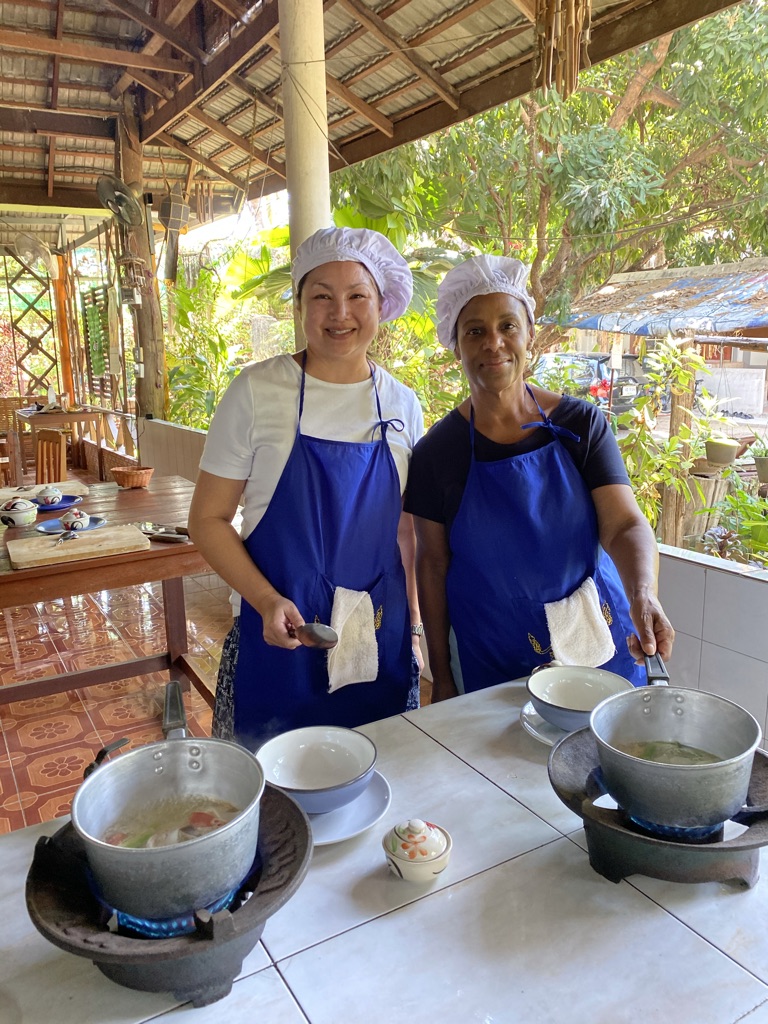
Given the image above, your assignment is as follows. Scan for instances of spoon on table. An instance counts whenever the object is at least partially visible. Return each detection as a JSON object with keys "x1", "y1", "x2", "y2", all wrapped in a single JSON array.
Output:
[{"x1": 289, "y1": 623, "x2": 339, "y2": 650}]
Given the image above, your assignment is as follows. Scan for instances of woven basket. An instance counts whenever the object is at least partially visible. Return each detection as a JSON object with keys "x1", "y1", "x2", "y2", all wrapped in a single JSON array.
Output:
[{"x1": 110, "y1": 465, "x2": 155, "y2": 489}]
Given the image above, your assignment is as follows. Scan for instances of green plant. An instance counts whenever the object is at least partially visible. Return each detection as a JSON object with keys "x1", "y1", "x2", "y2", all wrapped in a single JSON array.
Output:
[
  {"x1": 614, "y1": 338, "x2": 705, "y2": 530},
  {"x1": 749, "y1": 434, "x2": 768, "y2": 458},
  {"x1": 166, "y1": 265, "x2": 249, "y2": 429},
  {"x1": 700, "y1": 481, "x2": 768, "y2": 566}
]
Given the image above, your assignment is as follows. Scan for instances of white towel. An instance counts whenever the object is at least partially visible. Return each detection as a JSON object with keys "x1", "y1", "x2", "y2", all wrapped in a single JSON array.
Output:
[
  {"x1": 327, "y1": 587, "x2": 379, "y2": 693},
  {"x1": 544, "y1": 577, "x2": 616, "y2": 667}
]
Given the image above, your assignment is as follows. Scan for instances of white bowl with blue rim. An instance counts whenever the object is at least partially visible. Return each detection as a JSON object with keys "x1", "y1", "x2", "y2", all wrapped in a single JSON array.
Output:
[
  {"x1": 256, "y1": 726, "x2": 377, "y2": 814},
  {"x1": 526, "y1": 664, "x2": 634, "y2": 732}
]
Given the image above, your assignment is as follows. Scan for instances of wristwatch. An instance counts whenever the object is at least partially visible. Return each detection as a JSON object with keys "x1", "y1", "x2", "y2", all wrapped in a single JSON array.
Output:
[{"x1": 411, "y1": 623, "x2": 424, "y2": 636}]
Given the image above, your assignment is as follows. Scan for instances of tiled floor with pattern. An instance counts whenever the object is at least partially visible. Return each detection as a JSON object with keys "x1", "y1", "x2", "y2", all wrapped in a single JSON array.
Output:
[{"x1": 0, "y1": 573, "x2": 232, "y2": 834}]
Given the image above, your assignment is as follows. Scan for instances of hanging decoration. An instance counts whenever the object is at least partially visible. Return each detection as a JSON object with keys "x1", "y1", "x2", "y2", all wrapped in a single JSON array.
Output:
[{"x1": 534, "y1": 0, "x2": 592, "y2": 99}]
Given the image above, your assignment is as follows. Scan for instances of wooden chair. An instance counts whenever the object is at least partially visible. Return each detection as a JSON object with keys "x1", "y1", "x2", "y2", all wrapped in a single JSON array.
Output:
[
  {"x1": 35, "y1": 428, "x2": 68, "y2": 485},
  {"x1": 0, "y1": 429, "x2": 24, "y2": 487}
]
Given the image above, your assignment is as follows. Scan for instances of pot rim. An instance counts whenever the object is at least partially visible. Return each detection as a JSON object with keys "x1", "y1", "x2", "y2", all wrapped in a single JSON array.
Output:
[
  {"x1": 70, "y1": 735, "x2": 265, "y2": 853},
  {"x1": 589, "y1": 685, "x2": 763, "y2": 768}
]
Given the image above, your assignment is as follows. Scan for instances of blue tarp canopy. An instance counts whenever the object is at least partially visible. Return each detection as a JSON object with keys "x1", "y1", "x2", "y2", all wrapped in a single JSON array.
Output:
[{"x1": 560, "y1": 258, "x2": 768, "y2": 336}]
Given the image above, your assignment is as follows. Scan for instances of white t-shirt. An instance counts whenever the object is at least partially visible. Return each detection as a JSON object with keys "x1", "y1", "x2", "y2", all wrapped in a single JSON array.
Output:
[{"x1": 199, "y1": 353, "x2": 424, "y2": 610}]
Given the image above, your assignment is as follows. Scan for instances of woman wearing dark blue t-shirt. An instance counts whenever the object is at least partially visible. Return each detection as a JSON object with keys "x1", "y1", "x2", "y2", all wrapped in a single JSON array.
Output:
[{"x1": 404, "y1": 255, "x2": 674, "y2": 702}]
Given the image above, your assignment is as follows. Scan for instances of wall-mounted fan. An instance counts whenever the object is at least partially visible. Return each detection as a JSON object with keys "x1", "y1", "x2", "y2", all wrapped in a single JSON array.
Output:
[
  {"x1": 14, "y1": 233, "x2": 59, "y2": 279},
  {"x1": 96, "y1": 174, "x2": 145, "y2": 228}
]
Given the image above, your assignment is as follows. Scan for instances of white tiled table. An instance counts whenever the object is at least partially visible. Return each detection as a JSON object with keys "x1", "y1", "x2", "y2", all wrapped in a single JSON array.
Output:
[{"x1": 3, "y1": 681, "x2": 768, "y2": 1023}]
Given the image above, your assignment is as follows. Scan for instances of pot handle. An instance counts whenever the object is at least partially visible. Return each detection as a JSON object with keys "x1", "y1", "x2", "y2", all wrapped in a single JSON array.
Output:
[
  {"x1": 163, "y1": 679, "x2": 188, "y2": 739},
  {"x1": 733, "y1": 803, "x2": 768, "y2": 826},
  {"x1": 644, "y1": 652, "x2": 669, "y2": 686},
  {"x1": 83, "y1": 737, "x2": 130, "y2": 778}
]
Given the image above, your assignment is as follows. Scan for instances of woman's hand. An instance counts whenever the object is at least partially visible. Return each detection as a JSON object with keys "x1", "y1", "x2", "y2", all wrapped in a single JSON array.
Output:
[
  {"x1": 258, "y1": 593, "x2": 304, "y2": 649},
  {"x1": 430, "y1": 667, "x2": 459, "y2": 704},
  {"x1": 627, "y1": 591, "x2": 675, "y2": 663},
  {"x1": 412, "y1": 633, "x2": 425, "y2": 674}
]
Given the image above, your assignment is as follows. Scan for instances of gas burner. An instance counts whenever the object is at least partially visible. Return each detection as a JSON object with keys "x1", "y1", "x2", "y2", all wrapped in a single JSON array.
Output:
[
  {"x1": 25, "y1": 785, "x2": 312, "y2": 1007},
  {"x1": 548, "y1": 729, "x2": 768, "y2": 889},
  {"x1": 624, "y1": 815, "x2": 723, "y2": 845}
]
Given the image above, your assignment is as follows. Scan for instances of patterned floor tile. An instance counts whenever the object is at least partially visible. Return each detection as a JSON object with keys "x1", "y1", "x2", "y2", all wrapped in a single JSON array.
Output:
[{"x1": 0, "y1": 575, "x2": 231, "y2": 832}]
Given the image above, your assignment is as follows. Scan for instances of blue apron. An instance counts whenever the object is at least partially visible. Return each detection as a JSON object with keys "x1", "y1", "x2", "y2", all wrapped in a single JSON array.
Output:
[
  {"x1": 232, "y1": 358, "x2": 414, "y2": 748},
  {"x1": 446, "y1": 387, "x2": 643, "y2": 691}
]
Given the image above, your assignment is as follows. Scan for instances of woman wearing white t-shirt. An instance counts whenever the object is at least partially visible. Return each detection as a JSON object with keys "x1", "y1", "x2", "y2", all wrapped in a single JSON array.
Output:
[{"x1": 189, "y1": 228, "x2": 424, "y2": 748}]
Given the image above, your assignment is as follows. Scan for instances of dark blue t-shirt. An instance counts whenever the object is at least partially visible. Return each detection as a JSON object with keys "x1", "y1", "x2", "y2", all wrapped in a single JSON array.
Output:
[{"x1": 404, "y1": 395, "x2": 630, "y2": 532}]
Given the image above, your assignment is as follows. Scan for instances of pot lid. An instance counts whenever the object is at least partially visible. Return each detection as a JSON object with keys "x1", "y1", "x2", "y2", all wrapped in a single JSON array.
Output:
[{"x1": 384, "y1": 818, "x2": 447, "y2": 861}]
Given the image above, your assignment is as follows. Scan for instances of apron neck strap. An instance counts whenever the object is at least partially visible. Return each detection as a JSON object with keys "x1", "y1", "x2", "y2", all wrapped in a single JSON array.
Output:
[
  {"x1": 469, "y1": 383, "x2": 581, "y2": 454},
  {"x1": 298, "y1": 353, "x2": 401, "y2": 439},
  {"x1": 520, "y1": 383, "x2": 581, "y2": 442}
]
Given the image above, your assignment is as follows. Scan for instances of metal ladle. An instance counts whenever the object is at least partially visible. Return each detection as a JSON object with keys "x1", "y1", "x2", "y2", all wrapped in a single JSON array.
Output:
[{"x1": 290, "y1": 623, "x2": 338, "y2": 649}]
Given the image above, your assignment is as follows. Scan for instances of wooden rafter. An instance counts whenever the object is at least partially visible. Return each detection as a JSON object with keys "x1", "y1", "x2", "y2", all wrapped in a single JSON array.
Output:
[
  {"x1": 100, "y1": 0, "x2": 208, "y2": 64},
  {"x1": 140, "y1": 3, "x2": 280, "y2": 142},
  {"x1": 188, "y1": 107, "x2": 287, "y2": 178},
  {"x1": 208, "y1": 0, "x2": 251, "y2": 23},
  {"x1": 111, "y1": 0, "x2": 199, "y2": 99},
  {"x1": 0, "y1": 28, "x2": 192, "y2": 75},
  {"x1": 0, "y1": 108, "x2": 115, "y2": 140},
  {"x1": 154, "y1": 131, "x2": 248, "y2": 191},
  {"x1": 47, "y1": 0, "x2": 66, "y2": 199},
  {"x1": 336, "y1": 0, "x2": 461, "y2": 110},
  {"x1": 227, "y1": 73, "x2": 283, "y2": 118}
]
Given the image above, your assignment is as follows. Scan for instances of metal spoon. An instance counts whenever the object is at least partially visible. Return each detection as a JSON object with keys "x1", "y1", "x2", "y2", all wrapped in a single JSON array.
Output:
[
  {"x1": 289, "y1": 623, "x2": 338, "y2": 649},
  {"x1": 55, "y1": 531, "x2": 79, "y2": 546}
]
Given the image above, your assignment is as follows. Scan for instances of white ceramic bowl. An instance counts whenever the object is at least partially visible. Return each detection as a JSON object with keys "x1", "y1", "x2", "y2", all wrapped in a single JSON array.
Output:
[
  {"x1": 382, "y1": 819, "x2": 453, "y2": 883},
  {"x1": 256, "y1": 726, "x2": 377, "y2": 814},
  {"x1": 37, "y1": 486, "x2": 63, "y2": 506},
  {"x1": 0, "y1": 497, "x2": 37, "y2": 527},
  {"x1": 526, "y1": 665, "x2": 634, "y2": 732},
  {"x1": 61, "y1": 508, "x2": 90, "y2": 531}
]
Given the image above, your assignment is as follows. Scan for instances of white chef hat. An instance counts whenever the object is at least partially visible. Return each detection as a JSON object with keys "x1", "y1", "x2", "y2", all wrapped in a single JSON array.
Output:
[
  {"x1": 292, "y1": 227, "x2": 413, "y2": 322},
  {"x1": 436, "y1": 255, "x2": 536, "y2": 350}
]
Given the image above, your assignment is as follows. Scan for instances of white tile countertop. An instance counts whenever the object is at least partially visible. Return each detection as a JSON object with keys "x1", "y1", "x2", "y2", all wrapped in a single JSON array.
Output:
[{"x1": 3, "y1": 681, "x2": 768, "y2": 1023}]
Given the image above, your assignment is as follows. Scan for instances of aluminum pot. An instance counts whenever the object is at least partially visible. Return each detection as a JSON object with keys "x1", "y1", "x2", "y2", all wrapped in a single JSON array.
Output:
[
  {"x1": 590, "y1": 683, "x2": 762, "y2": 828},
  {"x1": 71, "y1": 684, "x2": 265, "y2": 920}
]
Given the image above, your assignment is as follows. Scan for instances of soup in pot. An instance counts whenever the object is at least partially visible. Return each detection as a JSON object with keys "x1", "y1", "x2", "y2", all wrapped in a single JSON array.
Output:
[
  {"x1": 103, "y1": 795, "x2": 241, "y2": 848},
  {"x1": 615, "y1": 739, "x2": 722, "y2": 766}
]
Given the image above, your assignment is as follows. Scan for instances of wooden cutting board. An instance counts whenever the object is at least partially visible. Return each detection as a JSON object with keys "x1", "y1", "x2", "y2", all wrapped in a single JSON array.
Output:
[
  {"x1": 7, "y1": 525, "x2": 150, "y2": 569},
  {"x1": 0, "y1": 481, "x2": 90, "y2": 502}
]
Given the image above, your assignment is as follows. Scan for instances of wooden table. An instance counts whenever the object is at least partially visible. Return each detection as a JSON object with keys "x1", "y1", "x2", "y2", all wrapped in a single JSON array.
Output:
[
  {"x1": 0, "y1": 475, "x2": 214, "y2": 706},
  {"x1": 15, "y1": 406, "x2": 103, "y2": 473}
]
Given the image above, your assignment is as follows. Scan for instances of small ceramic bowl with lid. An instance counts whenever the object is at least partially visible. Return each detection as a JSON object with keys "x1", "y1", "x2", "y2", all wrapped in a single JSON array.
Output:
[
  {"x1": 382, "y1": 818, "x2": 452, "y2": 883},
  {"x1": 0, "y1": 497, "x2": 37, "y2": 527},
  {"x1": 36, "y1": 485, "x2": 63, "y2": 506},
  {"x1": 61, "y1": 508, "x2": 90, "y2": 531}
]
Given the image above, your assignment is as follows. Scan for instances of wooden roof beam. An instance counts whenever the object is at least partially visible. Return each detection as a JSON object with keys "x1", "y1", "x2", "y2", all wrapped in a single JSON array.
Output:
[
  {"x1": 111, "y1": 0, "x2": 199, "y2": 98},
  {"x1": 0, "y1": 28, "x2": 192, "y2": 75},
  {"x1": 189, "y1": 107, "x2": 287, "y2": 178},
  {"x1": 101, "y1": 0, "x2": 209, "y2": 64},
  {"x1": 336, "y1": 0, "x2": 460, "y2": 110},
  {"x1": 154, "y1": 132, "x2": 248, "y2": 191},
  {"x1": 208, "y1": 0, "x2": 251, "y2": 24},
  {"x1": 140, "y1": 3, "x2": 280, "y2": 141},
  {"x1": 227, "y1": 72, "x2": 283, "y2": 118},
  {"x1": 0, "y1": 107, "x2": 115, "y2": 140},
  {"x1": 268, "y1": 33, "x2": 393, "y2": 137}
]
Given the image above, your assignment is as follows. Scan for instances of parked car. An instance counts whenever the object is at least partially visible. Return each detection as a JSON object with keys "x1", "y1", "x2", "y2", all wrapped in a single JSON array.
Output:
[{"x1": 532, "y1": 352, "x2": 645, "y2": 415}]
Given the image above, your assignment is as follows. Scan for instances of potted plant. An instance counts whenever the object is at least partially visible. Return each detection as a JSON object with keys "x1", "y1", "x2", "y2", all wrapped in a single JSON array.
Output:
[{"x1": 750, "y1": 435, "x2": 768, "y2": 484}]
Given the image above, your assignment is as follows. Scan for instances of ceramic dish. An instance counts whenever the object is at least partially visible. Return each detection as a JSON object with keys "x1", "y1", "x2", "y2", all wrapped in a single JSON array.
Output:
[
  {"x1": 519, "y1": 701, "x2": 568, "y2": 747},
  {"x1": 32, "y1": 495, "x2": 83, "y2": 513},
  {"x1": 35, "y1": 515, "x2": 107, "y2": 535},
  {"x1": 308, "y1": 770, "x2": 391, "y2": 846}
]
